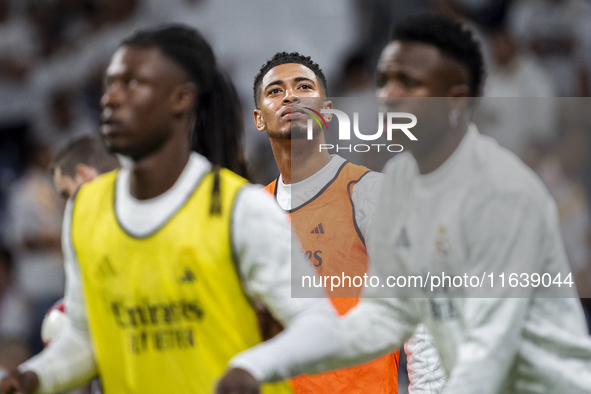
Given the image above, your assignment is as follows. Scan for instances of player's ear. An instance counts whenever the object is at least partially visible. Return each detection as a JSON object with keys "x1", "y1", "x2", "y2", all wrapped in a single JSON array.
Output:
[
  {"x1": 447, "y1": 84, "x2": 470, "y2": 112},
  {"x1": 254, "y1": 108, "x2": 266, "y2": 132},
  {"x1": 448, "y1": 84, "x2": 470, "y2": 97},
  {"x1": 322, "y1": 100, "x2": 333, "y2": 122},
  {"x1": 75, "y1": 164, "x2": 99, "y2": 183},
  {"x1": 449, "y1": 84, "x2": 469, "y2": 100},
  {"x1": 171, "y1": 82, "x2": 198, "y2": 115}
]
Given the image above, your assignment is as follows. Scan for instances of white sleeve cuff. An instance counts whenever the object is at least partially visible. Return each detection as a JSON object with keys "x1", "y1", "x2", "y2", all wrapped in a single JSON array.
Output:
[
  {"x1": 228, "y1": 299, "x2": 342, "y2": 382},
  {"x1": 19, "y1": 321, "x2": 97, "y2": 394}
]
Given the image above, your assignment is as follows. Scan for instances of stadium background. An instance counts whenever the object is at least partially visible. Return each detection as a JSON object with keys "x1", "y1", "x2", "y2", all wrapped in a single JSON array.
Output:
[{"x1": 0, "y1": 0, "x2": 590, "y2": 393}]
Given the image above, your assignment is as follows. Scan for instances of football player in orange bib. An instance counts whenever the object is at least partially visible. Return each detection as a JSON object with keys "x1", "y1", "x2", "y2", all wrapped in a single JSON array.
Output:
[{"x1": 251, "y1": 52, "x2": 399, "y2": 394}]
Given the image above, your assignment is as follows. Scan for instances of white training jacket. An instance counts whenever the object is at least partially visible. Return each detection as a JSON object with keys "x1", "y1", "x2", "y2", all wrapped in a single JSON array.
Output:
[
  {"x1": 273, "y1": 154, "x2": 446, "y2": 393},
  {"x1": 231, "y1": 126, "x2": 591, "y2": 394}
]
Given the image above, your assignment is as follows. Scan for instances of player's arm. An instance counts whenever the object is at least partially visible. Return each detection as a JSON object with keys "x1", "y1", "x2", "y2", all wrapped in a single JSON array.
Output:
[
  {"x1": 0, "y1": 200, "x2": 98, "y2": 394},
  {"x1": 405, "y1": 325, "x2": 447, "y2": 394},
  {"x1": 221, "y1": 185, "x2": 343, "y2": 384},
  {"x1": 350, "y1": 170, "x2": 383, "y2": 245},
  {"x1": 330, "y1": 178, "x2": 422, "y2": 371},
  {"x1": 323, "y1": 297, "x2": 418, "y2": 371},
  {"x1": 353, "y1": 172, "x2": 446, "y2": 394},
  {"x1": 441, "y1": 192, "x2": 551, "y2": 394},
  {"x1": 218, "y1": 186, "x2": 417, "y2": 390}
]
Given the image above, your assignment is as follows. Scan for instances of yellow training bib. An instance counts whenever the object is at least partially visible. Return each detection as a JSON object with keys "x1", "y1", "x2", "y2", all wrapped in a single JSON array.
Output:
[{"x1": 72, "y1": 168, "x2": 292, "y2": 394}]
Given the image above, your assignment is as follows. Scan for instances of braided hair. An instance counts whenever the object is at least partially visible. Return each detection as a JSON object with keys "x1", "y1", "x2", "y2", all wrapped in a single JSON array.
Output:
[{"x1": 121, "y1": 25, "x2": 248, "y2": 180}]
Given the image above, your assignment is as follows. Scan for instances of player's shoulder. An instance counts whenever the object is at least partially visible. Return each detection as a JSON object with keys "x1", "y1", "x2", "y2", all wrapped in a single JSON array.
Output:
[
  {"x1": 382, "y1": 152, "x2": 415, "y2": 181},
  {"x1": 349, "y1": 169, "x2": 383, "y2": 197},
  {"x1": 74, "y1": 169, "x2": 118, "y2": 201},
  {"x1": 343, "y1": 161, "x2": 382, "y2": 183},
  {"x1": 70, "y1": 170, "x2": 119, "y2": 225},
  {"x1": 235, "y1": 184, "x2": 280, "y2": 213},
  {"x1": 232, "y1": 183, "x2": 287, "y2": 226},
  {"x1": 218, "y1": 166, "x2": 249, "y2": 186},
  {"x1": 263, "y1": 178, "x2": 278, "y2": 195},
  {"x1": 468, "y1": 132, "x2": 552, "y2": 209},
  {"x1": 341, "y1": 160, "x2": 371, "y2": 175},
  {"x1": 331, "y1": 157, "x2": 383, "y2": 195}
]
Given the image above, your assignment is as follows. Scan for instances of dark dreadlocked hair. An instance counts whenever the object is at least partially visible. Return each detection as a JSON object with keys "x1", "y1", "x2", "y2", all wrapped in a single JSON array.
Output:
[
  {"x1": 253, "y1": 51, "x2": 327, "y2": 108},
  {"x1": 391, "y1": 14, "x2": 485, "y2": 97},
  {"x1": 121, "y1": 25, "x2": 248, "y2": 180}
]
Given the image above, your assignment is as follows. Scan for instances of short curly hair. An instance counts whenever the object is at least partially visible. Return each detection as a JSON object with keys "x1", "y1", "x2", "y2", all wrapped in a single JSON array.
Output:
[
  {"x1": 253, "y1": 52, "x2": 327, "y2": 108},
  {"x1": 390, "y1": 14, "x2": 485, "y2": 97}
]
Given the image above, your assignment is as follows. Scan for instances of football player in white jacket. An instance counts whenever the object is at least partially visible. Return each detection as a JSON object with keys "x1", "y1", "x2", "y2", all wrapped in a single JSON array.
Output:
[{"x1": 218, "y1": 14, "x2": 591, "y2": 394}]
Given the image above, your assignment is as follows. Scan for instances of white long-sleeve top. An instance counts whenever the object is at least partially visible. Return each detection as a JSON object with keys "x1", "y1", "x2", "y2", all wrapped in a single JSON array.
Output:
[
  {"x1": 271, "y1": 154, "x2": 446, "y2": 393},
  {"x1": 19, "y1": 153, "x2": 341, "y2": 394},
  {"x1": 231, "y1": 126, "x2": 591, "y2": 393}
]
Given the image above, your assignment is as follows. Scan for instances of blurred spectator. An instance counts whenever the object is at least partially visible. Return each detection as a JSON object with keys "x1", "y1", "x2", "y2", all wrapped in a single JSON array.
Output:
[
  {"x1": 21, "y1": 0, "x2": 200, "y2": 141},
  {"x1": 4, "y1": 143, "x2": 64, "y2": 355},
  {"x1": 536, "y1": 128, "x2": 591, "y2": 330},
  {"x1": 332, "y1": 50, "x2": 374, "y2": 97},
  {"x1": 477, "y1": 24, "x2": 558, "y2": 158},
  {"x1": 0, "y1": 0, "x2": 37, "y2": 193},
  {"x1": 0, "y1": 0, "x2": 37, "y2": 128},
  {"x1": 246, "y1": 138, "x2": 279, "y2": 186},
  {"x1": 0, "y1": 130, "x2": 27, "y2": 239},
  {"x1": 49, "y1": 134, "x2": 120, "y2": 200},
  {"x1": 432, "y1": 0, "x2": 510, "y2": 29},
  {"x1": 485, "y1": 25, "x2": 556, "y2": 98},
  {"x1": 33, "y1": 89, "x2": 95, "y2": 152},
  {"x1": 0, "y1": 246, "x2": 31, "y2": 371},
  {"x1": 509, "y1": 0, "x2": 591, "y2": 97},
  {"x1": 26, "y1": 0, "x2": 93, "y2": 59},
  {"x1": 353, "y1": 0, "x2": 429, "y2": 70}
]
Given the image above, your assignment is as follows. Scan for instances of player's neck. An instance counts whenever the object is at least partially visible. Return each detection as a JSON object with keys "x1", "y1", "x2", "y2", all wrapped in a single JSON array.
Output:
[
  {"x1": 128, "y1": 135, "x2": 191, "y2": 200},
  {"x1": 414, "y1": 123, "x2": 468, "y2": 175},
  {"x1": 270, "y1": 138, "x2": 331, "y2": 184}
]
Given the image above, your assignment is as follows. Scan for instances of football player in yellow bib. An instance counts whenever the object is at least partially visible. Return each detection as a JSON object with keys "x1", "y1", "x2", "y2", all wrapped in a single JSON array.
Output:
[{"x1": 0, "y1": 26, "x2": 340, "y2": 394}]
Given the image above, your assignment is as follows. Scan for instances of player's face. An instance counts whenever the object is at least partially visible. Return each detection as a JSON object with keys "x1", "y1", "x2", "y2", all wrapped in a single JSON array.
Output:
[
  {"x1": 101, "y1": 46, "x2": 187, "y2": 160},
  {"x1": 254, "y1": 63, "x2": 328, "y2": 140},
  {"x1": 376, "y1": 41, "x2": 466, "y2": 98},
  {"x1": 53, "y1": 167, "x2": 79, "y2": 200},
  {"x1": 376, "y1": 41, "x2": 469, "y2": 159}
]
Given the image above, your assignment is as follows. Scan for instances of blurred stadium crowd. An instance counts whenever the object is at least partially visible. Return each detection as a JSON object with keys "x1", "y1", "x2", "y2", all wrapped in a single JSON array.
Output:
[{"x1": 0, "y1": 0, "x2": 590, "y2": 388}]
